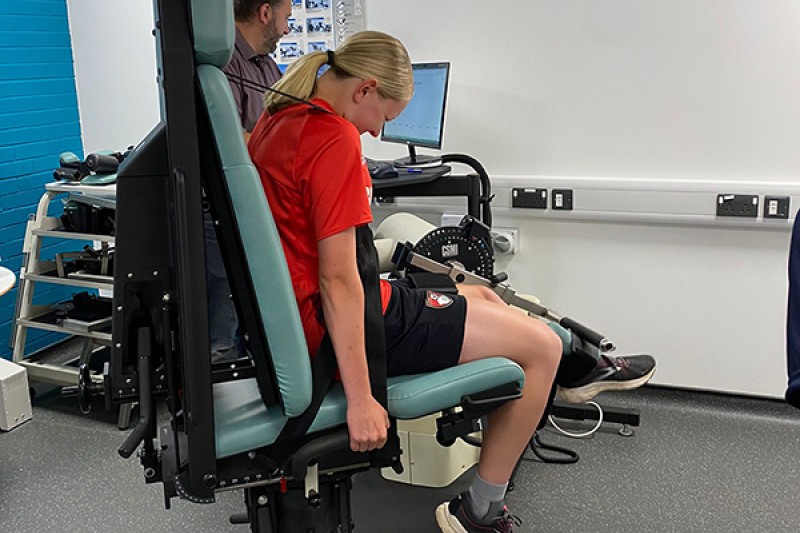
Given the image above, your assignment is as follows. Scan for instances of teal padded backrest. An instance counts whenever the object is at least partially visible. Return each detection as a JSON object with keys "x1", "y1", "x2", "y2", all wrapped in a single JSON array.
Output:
[
  {"x1": 195, "y1": 67, "x2": 313, "y2": 416},
  {"x1": 191, "y1": 0, "x2": 235, "y2": 67}
]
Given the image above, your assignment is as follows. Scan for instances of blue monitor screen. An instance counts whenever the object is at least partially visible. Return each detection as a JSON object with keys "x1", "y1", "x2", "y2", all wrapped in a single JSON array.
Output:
[{"x1": 381, "y1": 62, "x2": 450, "y2": 149}]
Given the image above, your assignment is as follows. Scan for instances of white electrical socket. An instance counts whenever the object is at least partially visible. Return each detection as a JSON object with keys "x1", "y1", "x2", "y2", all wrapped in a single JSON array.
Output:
[{"x1": 491, "y1": 227, "x2": 519, "y2": 255}]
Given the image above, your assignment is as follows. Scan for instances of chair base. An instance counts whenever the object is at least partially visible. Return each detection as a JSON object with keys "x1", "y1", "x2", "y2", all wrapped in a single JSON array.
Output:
[
  {"x1": 381, "y1": 415, "x2": 479, "y2": 488},
  {"x1": 245, "y1": 473, "x2": 354, "y2": 533}
]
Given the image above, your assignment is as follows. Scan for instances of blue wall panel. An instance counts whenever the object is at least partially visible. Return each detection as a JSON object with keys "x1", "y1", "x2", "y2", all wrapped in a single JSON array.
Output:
[{"x1": 0, "y1": 0, "x2": 83, "y2": 360}]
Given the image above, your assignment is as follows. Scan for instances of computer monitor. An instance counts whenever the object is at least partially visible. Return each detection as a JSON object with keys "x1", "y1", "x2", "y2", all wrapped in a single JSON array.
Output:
[{"x1": 381, "y1": 62, "x2": 450, "y2": 167}]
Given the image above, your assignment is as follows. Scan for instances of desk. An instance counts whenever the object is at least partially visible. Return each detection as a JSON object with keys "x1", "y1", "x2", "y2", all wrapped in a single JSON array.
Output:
[
  {"x1": 373, "y1": 167, "x2": 483, "y2": 220},
  {"x1": 0, "y1": 266, "x2": 15, "y2": 296}
]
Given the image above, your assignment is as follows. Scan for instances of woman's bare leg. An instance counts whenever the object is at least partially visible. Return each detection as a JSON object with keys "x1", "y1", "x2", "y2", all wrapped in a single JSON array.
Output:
[{"x1": 457, "y1": 285, "x2": 561, "y2": 484}]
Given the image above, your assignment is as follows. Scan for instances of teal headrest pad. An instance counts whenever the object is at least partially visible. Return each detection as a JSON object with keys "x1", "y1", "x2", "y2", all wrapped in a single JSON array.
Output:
[{"x1": 191, "y1": 0, "x2": 235, "y2": 67}]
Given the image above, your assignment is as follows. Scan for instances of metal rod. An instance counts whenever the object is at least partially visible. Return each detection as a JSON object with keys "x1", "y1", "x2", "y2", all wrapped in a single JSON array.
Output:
[{"x1": 396, "y1": 245, "x2": 615, "y2": 353}]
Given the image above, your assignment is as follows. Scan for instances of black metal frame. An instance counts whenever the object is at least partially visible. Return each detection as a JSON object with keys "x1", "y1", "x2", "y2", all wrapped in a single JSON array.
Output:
[
  {"x1": 375, "y1": 173, "x2": 482, "y2": 220},
  {"x1": 111, "y1": 0, "x2": 218, "y2": 502}
]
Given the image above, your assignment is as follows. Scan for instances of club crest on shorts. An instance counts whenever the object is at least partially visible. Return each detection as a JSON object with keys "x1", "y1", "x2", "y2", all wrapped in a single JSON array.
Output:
[{"x1": 425, "y1": 291, "x2": 453, "y2": 309}]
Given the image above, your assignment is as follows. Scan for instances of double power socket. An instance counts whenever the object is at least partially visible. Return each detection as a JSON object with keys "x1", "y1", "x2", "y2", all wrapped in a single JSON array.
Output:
[{"x1": 716, "y1": 194, "x2": 790, "y2": 219}]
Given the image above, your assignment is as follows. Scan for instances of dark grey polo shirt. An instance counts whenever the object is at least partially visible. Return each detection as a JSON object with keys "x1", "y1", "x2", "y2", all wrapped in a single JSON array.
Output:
[{"x1": 223, "y1": 28, "x2": 282, "y2": 132}]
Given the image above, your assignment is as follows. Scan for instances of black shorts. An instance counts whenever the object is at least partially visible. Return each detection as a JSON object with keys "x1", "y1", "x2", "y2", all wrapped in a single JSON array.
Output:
[{"x1": 383, "y1": 283, "x2": 467, "y2": 377}]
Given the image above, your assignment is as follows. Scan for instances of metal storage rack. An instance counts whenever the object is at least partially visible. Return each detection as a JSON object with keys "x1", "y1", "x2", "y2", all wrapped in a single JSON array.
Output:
[{"x1": 11, "y1": 182, "x2": 115, "y2": 390}]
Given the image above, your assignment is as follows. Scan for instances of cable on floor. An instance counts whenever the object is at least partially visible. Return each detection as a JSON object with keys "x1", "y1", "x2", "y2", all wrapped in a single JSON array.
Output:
[
  {"x1": 548, "y1": 400, "x2": 604, "y2": 438},
  {"x1": 528, "y1": 433, "x2": 579, "y2": 464}
]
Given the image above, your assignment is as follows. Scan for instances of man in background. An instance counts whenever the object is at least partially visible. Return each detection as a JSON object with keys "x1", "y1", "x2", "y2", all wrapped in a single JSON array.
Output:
[
  {"x1": 225, "y1": 0, "x2": 290, "y2": 141},
  {"x1": 206, "y1": 0, "x2": 291, "y2": 363}
]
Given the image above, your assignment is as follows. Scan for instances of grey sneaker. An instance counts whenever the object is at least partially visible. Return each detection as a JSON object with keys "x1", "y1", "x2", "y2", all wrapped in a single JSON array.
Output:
[{"x1": 435, "y1": 492, "x2": 522, "y2": 533}]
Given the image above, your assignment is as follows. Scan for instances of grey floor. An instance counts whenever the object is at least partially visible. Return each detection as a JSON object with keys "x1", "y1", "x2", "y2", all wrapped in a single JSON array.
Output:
[{"x1": 1, "y1": 360, "x2": 799, "y2": 533}]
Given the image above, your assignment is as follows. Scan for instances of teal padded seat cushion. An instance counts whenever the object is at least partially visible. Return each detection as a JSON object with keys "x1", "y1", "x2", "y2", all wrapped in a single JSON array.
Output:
[
  {"x1": 214, "y1": 358, "x2": 524, "y2": 459},
  {"x1": 385, "y1": 357, "x2": 524, "y2": 419},
  {"x1": 197, "y1": 64, "x2": 313, "y2": 417},
  {"x1": 214, "y1": 379, "x2": 348, "y2": 460},
  {"x1": 191, "y1": 0, "x2": 235, "y2": 67}
]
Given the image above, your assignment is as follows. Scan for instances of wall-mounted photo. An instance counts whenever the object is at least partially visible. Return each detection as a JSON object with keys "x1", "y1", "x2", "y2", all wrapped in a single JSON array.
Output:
[
  {"x1": 307, "y1": 16, "x2": 332, "y2": 34},
  {"x1": 288, "y1": 17, "x2": 304, "y2": 35},
  {"x1": 306, "y1": 0, "x2": 330, "y2": 10},
  {"x1": 308, "y1": 41, "x2": 330, "y2": 53},
  {"x1": 279, "y1": 41, "x2": 304, "y2": 60}
]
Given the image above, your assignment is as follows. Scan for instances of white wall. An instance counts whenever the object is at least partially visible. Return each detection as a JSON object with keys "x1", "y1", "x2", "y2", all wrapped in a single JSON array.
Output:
[
  {"x1": 363, "y1": 0, "x2": 800, "y2": 181},
  {"x1": 66, "y1": 0, "x2": 160, "y2": 154},
  {"x1": 375, "y1": 199, "x2": 791, "y2": 398},
  {"x1": 66, "y1": 1, "x2": 797, "y2": 397}
]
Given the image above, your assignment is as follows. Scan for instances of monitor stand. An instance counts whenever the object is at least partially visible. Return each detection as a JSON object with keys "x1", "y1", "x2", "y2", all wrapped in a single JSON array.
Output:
[{"x1": 393, "y1": 144, "x2": 443, "y2": 168}]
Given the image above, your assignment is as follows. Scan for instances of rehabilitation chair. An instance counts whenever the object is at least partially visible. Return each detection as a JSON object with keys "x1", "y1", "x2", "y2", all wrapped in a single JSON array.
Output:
[{"x1": 106, "y1": 1, "x2": 525, "y2": 531}]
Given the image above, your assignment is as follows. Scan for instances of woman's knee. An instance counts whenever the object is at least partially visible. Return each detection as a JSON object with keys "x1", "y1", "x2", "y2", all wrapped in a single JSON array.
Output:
[
  {"x1": 545, "y1": 326, "x2": 563, "y2": 365},
  {"x1": 459, "y1": 295, "x2": 560, "y2": 371},
  {"x1": 528, "y1": 322, "x2": 562, "y2": 373}
]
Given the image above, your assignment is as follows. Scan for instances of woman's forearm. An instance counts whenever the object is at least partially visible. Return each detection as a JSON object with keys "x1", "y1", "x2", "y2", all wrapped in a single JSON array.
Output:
[
  {"x1": 320, "y1": 275, "x2": 372, "y2": 401},
  {"x1": 318, "y1": 229, "x2": 372, "y2": 403}
]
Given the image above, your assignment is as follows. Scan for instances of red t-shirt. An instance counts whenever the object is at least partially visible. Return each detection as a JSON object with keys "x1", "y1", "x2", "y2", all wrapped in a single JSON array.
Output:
[{"x1": 249, "y1": 98, "x2": 392, "y2": 357}]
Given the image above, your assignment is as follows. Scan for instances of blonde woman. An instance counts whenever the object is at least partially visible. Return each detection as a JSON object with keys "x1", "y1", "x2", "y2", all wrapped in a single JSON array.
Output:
[{"x1": 249, "y1": 31, "x2": 560, "y2": 532}]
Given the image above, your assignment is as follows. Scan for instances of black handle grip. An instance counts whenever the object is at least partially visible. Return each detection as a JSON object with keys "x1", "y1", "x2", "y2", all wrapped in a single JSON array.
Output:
[
  {"x1": 118, "y1": 328, "x2": 153, "y2": 459},
  {"x1": 559, "y1": 317, "x2": 613, "y2": 352},
  {"x1": 85, "y1": 153, "x2": 120, "y2": 174}
]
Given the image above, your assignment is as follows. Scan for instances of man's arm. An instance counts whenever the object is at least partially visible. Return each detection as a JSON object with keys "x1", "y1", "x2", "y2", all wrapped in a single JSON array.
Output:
[
  {"x1": 225, "y1": 69, "x2": 252, "y2": 143},
  {"x1": 223, "y1": 59, "x2": 248, "y2": 133},
  {"x1": 318, "y1": 228, "x2": 389, "y2": 452}
]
